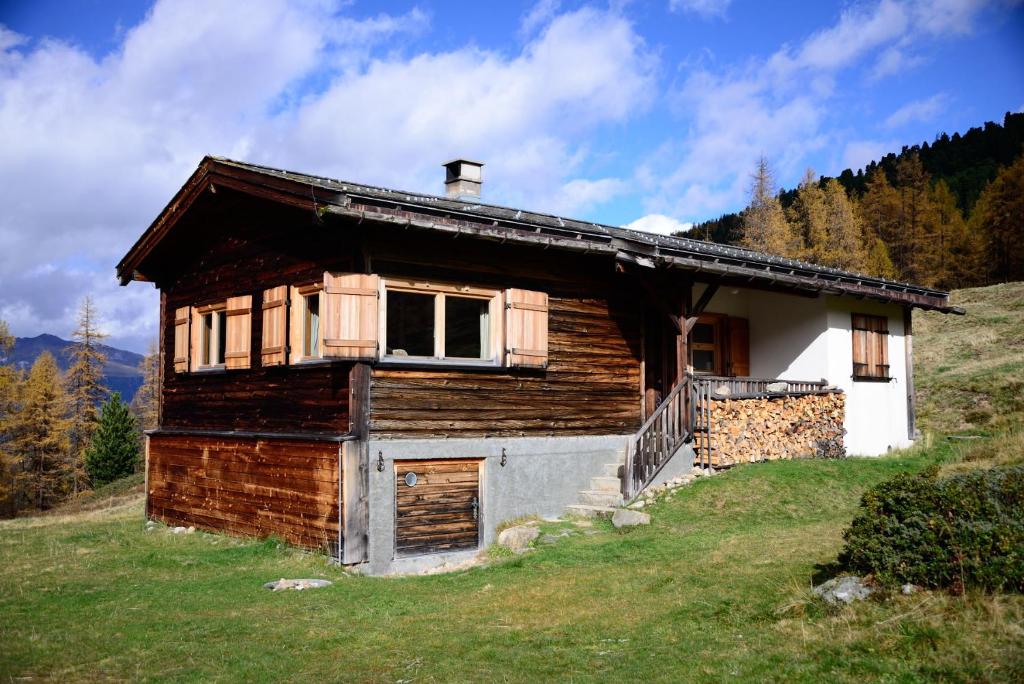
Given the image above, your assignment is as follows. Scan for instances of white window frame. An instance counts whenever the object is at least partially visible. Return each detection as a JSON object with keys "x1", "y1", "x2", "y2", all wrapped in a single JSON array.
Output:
[
  {"x1": 289, "y1": 283, "x2": 325, "y2": 365},
  {"x1": 378, "y1": 278, "x2": 504, "y2": 366},
  {"x1": 195, "y1": 303, "x2": 227, "y2": 370}
]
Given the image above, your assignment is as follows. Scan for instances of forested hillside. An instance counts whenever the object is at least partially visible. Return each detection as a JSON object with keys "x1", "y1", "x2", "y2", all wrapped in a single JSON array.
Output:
[
  {"x1": 5, "y1": 334, "x2": 144, "y2": 400},
  {"x1": 687, "y1": 112, "x2": 1024, "y2": 289}
]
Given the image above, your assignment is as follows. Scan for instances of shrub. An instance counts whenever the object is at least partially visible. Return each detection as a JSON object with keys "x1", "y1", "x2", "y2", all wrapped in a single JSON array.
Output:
[
  {"x1": 837, "y1": 464, "x2": 1024, "y2": 592},
  {"x1": 84, "y1": 393, "x2": 139, "y2": 486}
]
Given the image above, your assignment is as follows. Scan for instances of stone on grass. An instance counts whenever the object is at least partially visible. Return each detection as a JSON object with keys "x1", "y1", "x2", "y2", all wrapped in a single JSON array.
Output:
[
  {"x1": 901, "y1": 583, "x2": 919, "y2": 595},
  {"x1": 630, "y1": 500, "x2": 646, "y2": 509},
  {"x1": 812, "y1": 575, "x2": 874, "y2": 605},
  {"x1": 263, "y1": 578, "x2": 332, "y2": 591},
  {"x1": 497, "y1": 525, "x2": 539, "y2": 553},
  {"x1": 612, "y1": 509, "x2": 651, "y2": 528}
]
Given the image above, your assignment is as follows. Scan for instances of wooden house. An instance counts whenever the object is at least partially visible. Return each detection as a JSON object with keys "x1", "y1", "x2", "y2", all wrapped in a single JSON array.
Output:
[{"x1": 117, "y1": 157, "x2": 962, "y2": 574}]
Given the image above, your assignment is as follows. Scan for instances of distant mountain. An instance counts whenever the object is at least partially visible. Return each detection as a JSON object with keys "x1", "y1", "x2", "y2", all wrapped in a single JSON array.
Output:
[{"x1": 2, "y1": 334, "x2": 145, "y2": 401}]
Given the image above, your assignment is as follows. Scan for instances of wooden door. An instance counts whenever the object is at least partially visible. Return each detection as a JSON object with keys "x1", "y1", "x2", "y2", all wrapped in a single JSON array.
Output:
[{"x1": 395, "y1": 459, "x2": 481, "y2": 556}]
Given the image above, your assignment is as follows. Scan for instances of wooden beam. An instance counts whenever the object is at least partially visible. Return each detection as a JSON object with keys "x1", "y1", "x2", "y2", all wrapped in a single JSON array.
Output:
[
  {"x1": 691, "y1": 283, "x2": 720, "y2": 316},
  {"x1": 342, "y1": 362, "x2": 371, "y2": 564},
  {"x1": 676, "y1": 282, "x2": 692, "y2": 384},
  {"x1": 904, "y1": 306, "x2": 917, "y2": 441}
]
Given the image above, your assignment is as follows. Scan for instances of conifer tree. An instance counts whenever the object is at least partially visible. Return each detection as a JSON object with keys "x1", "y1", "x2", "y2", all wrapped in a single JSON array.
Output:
[
  {"x1": 928, "y1": 179, "x2": 977, "y2": 289},
  {"x1": 858, "y1": 168, "x2": 901, "y2": 265},
  {"x1": 85, "y1": 393, "x2": 139, "y2": 486},
  {"x1": 895, "y1": 153, "x2": 936, "y2": 285},
  {"x1": 863, "y1": 238, "x2": 898, "y2": 279},
  {"x1": 969, "y1": 153, "x2": 1024, "y2": 284},
  {"x1": 66, "y1": 297, "x2": 108, "y2": 493},
  {"x1": 130, "y1": 342, "x2": 160, "y2": 463},
  {"x1": 821, "y1": 179, "x2": 867, "y2": 272},
  {"x1": 13, "y1": 352, "x2": 70, "y2": 510},
  {"x1": 741, "y1": 157, "x2": 802, "y2": 258},
  {"x1": 789, "y1": 168, "x2": 828, "y2": 263},
  {"x1": 0, "y1": 320, "x2": 24, "y2": 515}
]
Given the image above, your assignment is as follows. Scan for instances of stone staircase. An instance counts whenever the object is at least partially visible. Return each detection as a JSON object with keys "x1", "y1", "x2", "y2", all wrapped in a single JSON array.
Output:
[{"x1": 565, "y1": 461, "x2": 623, "y2": 517}]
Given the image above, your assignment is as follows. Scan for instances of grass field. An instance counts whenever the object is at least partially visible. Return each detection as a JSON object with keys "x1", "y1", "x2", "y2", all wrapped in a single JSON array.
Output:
[{"x1": 2, "y1": 435, "x2": 1022, "y2": 683}]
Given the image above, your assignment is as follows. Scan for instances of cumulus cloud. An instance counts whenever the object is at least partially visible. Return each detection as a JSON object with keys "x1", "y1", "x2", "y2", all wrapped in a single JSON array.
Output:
[
  {"x1": 668, "y1": 0, "x2": 732, "y2": 19},
  {"x1": 0, "y1": 0, "x2": 656, "y2": 351},
  {"x1": 884, "y1": 93, "x2": 949, "y2": 128},
  {"x1": 625, "y1": 214, "x2": 693, "y2": 236}
]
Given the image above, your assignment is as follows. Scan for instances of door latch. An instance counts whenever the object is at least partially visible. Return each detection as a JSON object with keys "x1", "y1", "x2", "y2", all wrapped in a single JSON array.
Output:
[{"x1": 471, "y1": 497, "x2": 479, "y2": 521}]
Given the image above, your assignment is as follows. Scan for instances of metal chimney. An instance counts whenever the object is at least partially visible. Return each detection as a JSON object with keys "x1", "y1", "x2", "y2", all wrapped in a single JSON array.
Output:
[{"x1": 443, "y1": 158, "x2": 484, "y2": 199}]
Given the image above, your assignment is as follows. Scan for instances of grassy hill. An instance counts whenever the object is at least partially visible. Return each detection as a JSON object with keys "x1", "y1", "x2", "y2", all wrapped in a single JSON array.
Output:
[{"x1": 915, "y1": 282, "x2": 1024, "y2": 432}]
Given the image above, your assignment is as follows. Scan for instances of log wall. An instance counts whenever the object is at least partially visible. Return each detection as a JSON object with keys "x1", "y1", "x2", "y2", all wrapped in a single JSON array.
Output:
[
  {"x1": 147, "y1": 433, "x2": 340, "y2": 550},
  {"x1": 708, "y1": 392, "x2": 845, "y2": 466}
]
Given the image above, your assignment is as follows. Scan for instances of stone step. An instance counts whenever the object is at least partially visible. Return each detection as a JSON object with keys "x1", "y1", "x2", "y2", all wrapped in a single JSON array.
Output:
[
  {"x1": 590, "y1": 475, "x2": 622, "y2": 492},
  {"x1": 579, "y1": 489, "x2": 623, "y2": 507},
  {"x1": 601, "y1": 462, "x2": 624, "y2": 477},
  {"x1": 565, "y1": 504, "x2": 617, "y2": 518}
]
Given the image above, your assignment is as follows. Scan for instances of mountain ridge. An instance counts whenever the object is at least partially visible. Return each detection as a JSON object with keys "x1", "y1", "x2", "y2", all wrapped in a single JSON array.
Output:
[{"x1": 1, "y1": 334, "x2": 144, "y2": 401}]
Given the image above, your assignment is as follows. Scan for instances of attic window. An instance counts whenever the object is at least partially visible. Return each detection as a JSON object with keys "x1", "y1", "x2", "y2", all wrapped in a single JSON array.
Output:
[{"x1": 851, "y1": 313, "x2": 890, "y2": 381}]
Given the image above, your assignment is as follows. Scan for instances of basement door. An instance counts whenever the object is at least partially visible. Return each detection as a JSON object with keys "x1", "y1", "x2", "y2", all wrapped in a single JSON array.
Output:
[{"x1": 395, "y1": 459, "x2": 481, "y2": 557}]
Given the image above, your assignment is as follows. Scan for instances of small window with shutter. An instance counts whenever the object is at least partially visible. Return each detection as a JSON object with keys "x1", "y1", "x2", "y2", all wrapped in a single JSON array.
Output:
[
  {"x1": 261, "y1": 286, "x2": 288, "y2": 367},
  {"x1": 223, "y1": 295, "x2": 252, "y2": 370},
  {"x1": 172, "y1": 306, "x2": 191, "y2": 373},
  {"x1": 192, "y1": 304, "x2": 227, "y2": 370},
  {"x1": 289, "y1": 282, "x2": 326, "y2": 363},
  {"x1": 852, "y1": 313, "x2": 890, "y2": 381},
  {"x1": 505, "y1": 288, "x2": 548, "y2": 368}
]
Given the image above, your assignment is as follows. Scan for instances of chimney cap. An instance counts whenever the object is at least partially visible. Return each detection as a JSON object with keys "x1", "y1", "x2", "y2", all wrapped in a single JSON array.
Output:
[
  {"x1": 442, "y1": 157, "x2": 485, "y2": 168},
  {"x1": 443, "y1": 158, "x2": 484, "y2": 199}
]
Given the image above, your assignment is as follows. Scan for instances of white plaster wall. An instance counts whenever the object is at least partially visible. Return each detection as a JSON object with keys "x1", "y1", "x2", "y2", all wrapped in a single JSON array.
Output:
[{"x1": 698, "y1": 285, "x2": 912, "y2": 456}]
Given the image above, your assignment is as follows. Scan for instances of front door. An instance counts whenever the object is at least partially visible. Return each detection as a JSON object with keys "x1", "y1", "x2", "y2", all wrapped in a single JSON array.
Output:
[{"x1": 394, "y1": 459, "x2": 481, "y2": 556}]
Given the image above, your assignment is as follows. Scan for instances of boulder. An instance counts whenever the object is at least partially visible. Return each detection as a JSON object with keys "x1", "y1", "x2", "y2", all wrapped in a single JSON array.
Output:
[
  {"x1": 812, "y1": 575, "x2": 873, "y2": 605},
  {"x1": 612, "y1": 509, "x2": 651, "y2": 528},
  {"x1": 497, "y1": 525, "x2": 539, "y2": 552},
  {"x1": 263, "y1": 578, "x2": 332, "y2": 591},
  {"x1": 766, "y1": 381, "x2": 789, "y2": 392}
]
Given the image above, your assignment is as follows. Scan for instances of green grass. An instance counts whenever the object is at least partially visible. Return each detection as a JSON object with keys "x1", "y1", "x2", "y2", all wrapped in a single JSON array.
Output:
[
  {"x1": 916, "y1": 282, "x2": 1024, "y2": 432},
  {"x1": 3, "y1": 436, "x2": 1022, "y2": 683}
]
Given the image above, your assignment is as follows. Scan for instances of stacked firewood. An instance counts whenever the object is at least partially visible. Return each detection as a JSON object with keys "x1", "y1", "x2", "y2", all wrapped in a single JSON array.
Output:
[{"x1": 708, "y1": 392, "x2": 845, "y2": 466}]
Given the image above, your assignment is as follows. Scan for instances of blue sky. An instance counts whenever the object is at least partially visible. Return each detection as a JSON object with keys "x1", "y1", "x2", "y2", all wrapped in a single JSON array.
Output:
[{"x1": 1, "y1": 0, "x2": 1021, "y2": 352}]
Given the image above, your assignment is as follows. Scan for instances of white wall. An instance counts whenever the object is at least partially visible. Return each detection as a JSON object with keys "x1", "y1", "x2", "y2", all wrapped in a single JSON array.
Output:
[{"x1": 698, "y1": 284, "x2": 912, "y2": 456}]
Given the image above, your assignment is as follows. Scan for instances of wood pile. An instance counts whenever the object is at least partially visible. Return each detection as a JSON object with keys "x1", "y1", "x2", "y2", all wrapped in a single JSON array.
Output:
[{"x1": 708, "y1": 392, "x2": 845, "y2": 466}]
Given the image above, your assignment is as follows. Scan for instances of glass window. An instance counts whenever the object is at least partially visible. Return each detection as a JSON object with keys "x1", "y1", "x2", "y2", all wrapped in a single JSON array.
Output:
[
  {"x1": 692, "y1": 349, "x2": 716, "y2": 372},
  {"x1": 386, "y1": 290, "x2": 435, "y2": 357},
  {"x1": 445, "y1": 296, "x2": 489, "y2": 359},
  {"x1": 692, "y1": 322, "x2": 715, "y2": 344},
  {"x1": 201, "y1": 310, "x2": 226, "y2": 366},
  {"x1": 303, "y1": 294, "x2": 320, "y2": 358}
]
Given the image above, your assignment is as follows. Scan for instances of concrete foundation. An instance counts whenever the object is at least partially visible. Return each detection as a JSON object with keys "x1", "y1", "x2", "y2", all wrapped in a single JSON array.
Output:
[{"x1": 362, "y1": 434, "x2": 628, "y2": 575}]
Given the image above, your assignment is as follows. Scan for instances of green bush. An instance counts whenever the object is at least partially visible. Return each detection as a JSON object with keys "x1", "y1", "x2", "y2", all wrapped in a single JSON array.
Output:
[
  {"x1": 84, "y1": 393, "x2": 139, "y2": 486},
  {"x1": 837, "y1": 465, "x2": 1024, "y2": 592}
]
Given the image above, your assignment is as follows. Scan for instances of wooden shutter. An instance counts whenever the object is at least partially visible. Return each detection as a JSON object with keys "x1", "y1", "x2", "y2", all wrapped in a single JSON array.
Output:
[
  {"x1": 224, "y1": 295, "x2": 252, "y2": 370},
  {"x1": 852, "y1": 314, "x2": 889, "y2": 379},
  {"x1": 505, "y1": 288, "x2": 548, "y2": 368},
  {"x1": 172, "y1": 306, "x2": 191, "y2": 373},
  {"x1": 727, "y1": 317, "x2": 750, "y2": 377},
  {"x1": 322, "y1": 272, "x2": 379, "y2": 359},
  {"x1": 261, "y1": 286, "x2": 288, "y2": 367}
]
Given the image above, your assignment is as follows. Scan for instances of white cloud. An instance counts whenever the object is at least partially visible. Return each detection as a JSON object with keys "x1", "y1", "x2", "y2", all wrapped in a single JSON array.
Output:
[
  {"x1": 669, "y1": 0, "x2": 732, "y2": 19},
  {"x1": 885, "y1": 93, "x2": 949, "y2": 128},
  {"x1": 870, "y1": 46, "x2": 925, "y2": 80},
  {"x1": 625, "y1": 213, "x2": 693, "y2": 236},
  {"x1": 842, "y1": 139, "x2": 898, "y2": 171},
  {"x1": 520, "y1": 0, "x2": 561, "y2": 37},
  {"x1": 0, "y1": 1, "x2": 656, "y2": 351}
]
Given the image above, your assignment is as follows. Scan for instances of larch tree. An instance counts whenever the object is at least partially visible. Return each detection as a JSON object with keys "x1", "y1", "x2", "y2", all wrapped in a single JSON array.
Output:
[
  {"x1": 130, "y1": 341, "x2": 160, "y2": 459},
  {"x1": 65, "y1": 297, "x2": 108, "y2": 494},
  {"x1": 894, "y1": 153, "x2": 937, "y2": 285},
  {"x1": 789, "y1": 168, "x2": 828, "y2": 263},
  {"x1": 741, "y1": 157, "x2": 802, "y2": 258},
  {"x1": 863, "y1": 237, "x2": 898, "y2": 279},
  {"x1": 968, "y1": 153, "x2": 1024, "y2": 284},
  {"x1": 13, "y1": 352, "x2": 70, "y2": 511},
  {"x1": 858, "y1": 168, "x2": 901, "y2": 266},
  {"x1": 821, "y1": 179, "x2": 867, "y2": 272},
  {"x1": 0, "y1": 320, "x2": 24, "y2": 515},
  {"x1": 928, "y1": 179, "x2": 977, "y2": 289}
]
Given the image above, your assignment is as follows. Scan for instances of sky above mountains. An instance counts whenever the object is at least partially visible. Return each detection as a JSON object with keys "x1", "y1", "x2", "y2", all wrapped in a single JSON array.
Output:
[{"x1": 1, "y1": 0, "x2": 1021, "y2": 352}]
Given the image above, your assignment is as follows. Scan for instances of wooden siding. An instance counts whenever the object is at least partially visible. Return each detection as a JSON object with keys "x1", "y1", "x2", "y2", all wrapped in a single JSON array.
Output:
[
  {"x1": 147, "y1": 433, "x2": 339, "y2": 550},
  {"x1": 395, "y1": 459, "x2": 480, "y2": 556},
  {"x1": 158, "y1": 195, "x2": 355, "y2": 434}
]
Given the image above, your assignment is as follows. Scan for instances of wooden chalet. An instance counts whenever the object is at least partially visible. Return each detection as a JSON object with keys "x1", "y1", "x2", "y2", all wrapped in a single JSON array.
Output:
[{"x1": 117, "y1": 157, "x2": 962, "y2": 574}]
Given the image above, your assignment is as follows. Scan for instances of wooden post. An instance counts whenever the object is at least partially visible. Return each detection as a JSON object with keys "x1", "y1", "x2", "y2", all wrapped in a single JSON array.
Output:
[
  {"x1": 903, "y1": 306, "x2": 917, "y2": 441},
  {"x1": 342, "y1": 362, "x2": 371, "y2": 564},
  {"x1": 676, "y1": 281, "x2": 692, "y2": 384}
]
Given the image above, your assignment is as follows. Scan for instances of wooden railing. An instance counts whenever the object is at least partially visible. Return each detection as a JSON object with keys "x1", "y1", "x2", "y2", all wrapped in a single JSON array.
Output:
[
  {"x1": 623, "y1": 377, "x2": 692, "y2": 501},
  {"x1": 624, "y1": 374, "x2": 835, "y2": 499}
]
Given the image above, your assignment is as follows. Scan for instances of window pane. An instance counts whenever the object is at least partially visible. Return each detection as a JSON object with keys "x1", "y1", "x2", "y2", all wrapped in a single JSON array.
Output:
[
  {"x1": 387, "y1": 291, "x2": 435, "y2": 357},
  {"x1": 304, "y1": 294, "x2": 319, "y2": 357},
  {"x1": 202, "y1": 313, "x2": 213, "y2": 365},
  {"x1": 693, "y1": 349, "x2": 715, "y2": 373},
  {"x1": 692, "y1": 323, "x2": 715, "y2": 344},
  {"x1": 445, "y1": 296, "x2": 488, "y2": 359},
  {"x1": 216, "y1": 311, "x2": 226, "y2": 365}
]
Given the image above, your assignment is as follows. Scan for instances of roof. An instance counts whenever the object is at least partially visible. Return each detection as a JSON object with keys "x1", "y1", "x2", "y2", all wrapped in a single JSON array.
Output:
[{"x1": 117, "y1": 156, "x2": 963, "y2": 314}]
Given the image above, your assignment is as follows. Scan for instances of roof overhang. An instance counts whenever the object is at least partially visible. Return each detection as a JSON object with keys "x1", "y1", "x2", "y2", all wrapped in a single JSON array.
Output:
[{"x1": 117, "y1": 157, "x2": 964, "y2": 315}]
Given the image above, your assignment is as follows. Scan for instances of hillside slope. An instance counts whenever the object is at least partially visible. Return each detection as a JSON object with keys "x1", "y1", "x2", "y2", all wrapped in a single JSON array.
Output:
[
  {"x1": 3, "y1": 334, "x2": 144, "y2": 400},
  {"x1": 915, "y1": 281, "x2": 1024, "y2": 432}
]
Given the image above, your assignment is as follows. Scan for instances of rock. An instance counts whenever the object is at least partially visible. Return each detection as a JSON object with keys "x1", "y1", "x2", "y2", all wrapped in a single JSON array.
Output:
[
  {"x1": 901, "y1": 583, "x2": 919, "y2": 595},
  {"x1": 263, "y1": 578, "x2": 333, "y2": 591},
  {"x1": 497, "y1": 525, "x2": 539, "y2": 552},
  {"x1": 612, "y1": 509, "x2": 651, "y2": 528},
  {"x1": 631, "y1": 500, "x2": 646, "y2": 509},
  {"x1": 812, "y1": 575, "x2": 874, "y2": 605},
  {"x1": 766, "y1": 381, "x2": 788, "y2": 392},
  {"x1": 171, "y1": 526, "x2": 188, "y2": 534},
  {"x1": 714, "y1": 384, "x2": 732, "y2": 397},
  {"x1": 186, "y1": 526, "x2": 196, "y2": 534}
]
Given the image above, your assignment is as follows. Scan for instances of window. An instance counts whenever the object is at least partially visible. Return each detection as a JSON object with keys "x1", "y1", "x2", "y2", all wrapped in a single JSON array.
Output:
[
  {"x1": 289, "y1": 283, "x2": 324, "y2": 363},
  {"x1": 690, "y1": 316, "x2": 720, "y2": 375},
  {"x1": 302, "y1": 292, "x2": 320, "y2": 358},
  {"x1": 199, "y1": 309, "x2": 226, "y2": 367},
  {"x1": 686, "y1": 313, "x2": 749, "y2": 377},
  {"x1": 852, "y1": 313, "x2": 889, "y2": 381},
  {"x1": 381, "y1": 279, "x2": 500, "y2": 364}
]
